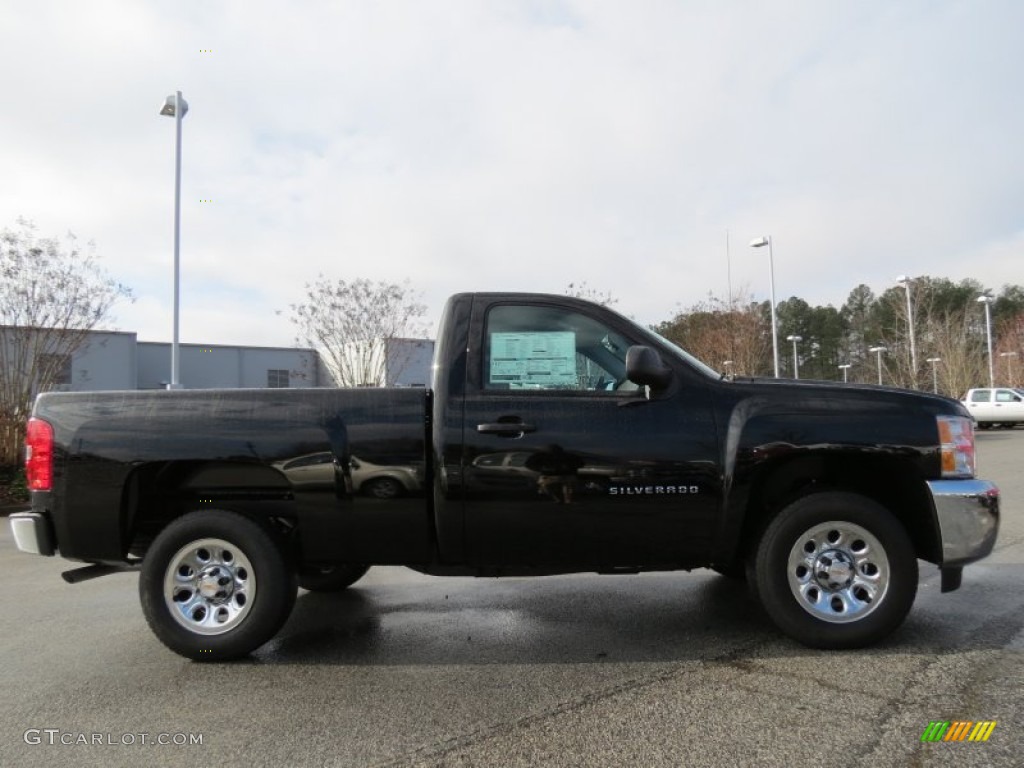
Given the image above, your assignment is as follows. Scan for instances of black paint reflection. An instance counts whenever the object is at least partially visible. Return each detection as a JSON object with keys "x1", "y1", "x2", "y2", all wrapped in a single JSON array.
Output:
[{"x1": 524, "y1": 445, "x2": 583, "y2": 504}]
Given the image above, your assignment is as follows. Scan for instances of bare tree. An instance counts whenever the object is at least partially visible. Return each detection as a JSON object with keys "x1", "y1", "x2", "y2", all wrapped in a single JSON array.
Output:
[
  {"x1": 652, "y1": 275, "x2": 1024, "y2": 391},
  {"x1": 654, "y1": 289, "x2": 771, "y2": 377},
  {"x1": 918, "y1": 308, "x2": 986, "y2": 398},
  {"x1": 290, "y1": 277, "x2": 427, "y2": 387},
  {"x1": 995, "y1": 311, "x2": 1024, "y2": 388},
  {"x1": 0, "y1": 219, "x2": 132, "y2": 464}
]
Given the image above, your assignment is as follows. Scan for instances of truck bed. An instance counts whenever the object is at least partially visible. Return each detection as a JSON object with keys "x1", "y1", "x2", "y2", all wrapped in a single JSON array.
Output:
[{"x1": 31, "y1": 387, "x2": 431, "y2": 564}]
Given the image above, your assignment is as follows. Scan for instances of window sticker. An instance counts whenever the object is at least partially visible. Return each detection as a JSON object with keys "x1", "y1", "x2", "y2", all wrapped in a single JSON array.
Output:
[{"x1": 489, "y1": 331, "x2": 577, "y2": 389}]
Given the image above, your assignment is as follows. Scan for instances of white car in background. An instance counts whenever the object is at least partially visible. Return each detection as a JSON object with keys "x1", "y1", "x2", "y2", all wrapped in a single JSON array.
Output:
[
  {"x1": 274, "y1": 453, "x2": 421, "y2": 498},
  {"x1": 349, "y1": 456, "x2": 421, "y2": 499},
  {"x1": 961, "y1": 388, "x2": 1024, "y2": 428}
]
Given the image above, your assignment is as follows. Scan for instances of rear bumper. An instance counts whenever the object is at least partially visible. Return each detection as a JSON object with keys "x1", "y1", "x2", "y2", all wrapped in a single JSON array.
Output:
[
  {"x1": 8, "y1": 512, "x2": 55, "y2": 556},
  {"x1": 926, "y1": 479, "x2": 999, "y2": 567}
]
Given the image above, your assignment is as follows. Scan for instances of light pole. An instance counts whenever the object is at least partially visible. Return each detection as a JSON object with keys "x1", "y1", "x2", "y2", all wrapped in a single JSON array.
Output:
[
  {"x1": 838, "y1": 363, "x2": 851, "y2": 383},
  {"x1": 869, "y1": 346, "x2": 887, "y2": 385},
  {"x1": 160, "y1": 90, "x2": 189, "y2": 389},
  {"x1": 749, "y1": 236, "x2": 779, "y2": 378},
  {"x1": 1000, "y1": 351, "x2": 1018, "y2": 386},
  {"x1": 897, "y1": 275, "x2": 917, "y2": 385},
  {"x1": 977, "y1": 295, "x2": 994, "y2": 389},
  {"x1": 786, "y1": 335, "x2": 802, "y2": 379},
  {"x1": 926, "y1": 357, "x2": 941, "y2": 394}
]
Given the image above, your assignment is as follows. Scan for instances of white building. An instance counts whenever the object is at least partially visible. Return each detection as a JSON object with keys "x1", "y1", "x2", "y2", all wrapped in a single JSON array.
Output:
[
  {"x1": 136, "y1": 341, "x2": 330, "y2": 389},
  {"x1": 385, "y1": 338, "x2": 435, "y2": 387},
  {"x1": 1, "y1": 327, "x2": 434, "y2": 391},
  {"x1": 1, "y1": 327, "x2": 331, "y2": 391}
]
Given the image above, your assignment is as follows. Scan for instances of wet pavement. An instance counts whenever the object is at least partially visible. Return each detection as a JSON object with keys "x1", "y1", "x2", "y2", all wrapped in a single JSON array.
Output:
[{"x1": 1, "y1": 429, "x2": 1022, "y2": 767}]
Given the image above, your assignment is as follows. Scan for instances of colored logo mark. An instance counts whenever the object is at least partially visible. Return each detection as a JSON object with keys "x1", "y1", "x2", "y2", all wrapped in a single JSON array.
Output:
[{"x1": 921, "y1": 721, "x2": 996, "y2": 742}]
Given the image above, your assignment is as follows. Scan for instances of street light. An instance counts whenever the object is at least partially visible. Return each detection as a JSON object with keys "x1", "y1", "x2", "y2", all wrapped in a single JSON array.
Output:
[
  {"x1": 897, "y1": 275, "x2": 917, "y2": 385},
  {"x1": 926, "y1": 357, "x2": 941, "y2": 394},
  {"x1": 786, "y1": 335, "x2": 802, "y2": 379},
  {"x1": 1000, "y1": 351, "x2": 1018, "y2": 386},
  {"x1": 977, "y1": 295, "x2": 994, "y2": 389},
  {"x1": 869, "y1": 346, "x2": 887, "y2": 385},
  {"x1": 838, "y1": 363, "x2": 851, "y2": 383},
  {"x1": 750, "y1": 236, "x2": 780, "y2": 378},
  {"x1": 160, "y1": 90, "x2": 189, "y2": 389}
]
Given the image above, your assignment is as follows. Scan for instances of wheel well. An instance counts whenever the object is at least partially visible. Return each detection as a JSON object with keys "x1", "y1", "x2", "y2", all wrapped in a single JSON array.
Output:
[
  {"x1": 732, "y1": 453, "x2": 941, "y2": 566},
  {"x1": 123, "y1": 461, "x2": 297, "y2": 560},
  {"x1": 361, "y1": 475, "x2": 403, "y2": 490}
]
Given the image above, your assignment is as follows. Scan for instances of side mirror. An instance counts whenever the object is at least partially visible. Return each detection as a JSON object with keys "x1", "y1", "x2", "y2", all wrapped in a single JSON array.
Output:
[{"x1": 625, "y1": 345, "x2": 672, "y2": 390}]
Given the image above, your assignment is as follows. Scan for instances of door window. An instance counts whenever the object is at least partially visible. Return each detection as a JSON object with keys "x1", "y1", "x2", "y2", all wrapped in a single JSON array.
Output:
[{"x1": 483, "y1": 305, "x2": 632, "y2": 393}]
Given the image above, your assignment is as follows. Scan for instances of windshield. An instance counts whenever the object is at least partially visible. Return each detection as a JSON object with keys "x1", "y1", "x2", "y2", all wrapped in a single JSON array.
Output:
[{"x1": 642, "y1": 326, "x2": 722, "y2": 380}]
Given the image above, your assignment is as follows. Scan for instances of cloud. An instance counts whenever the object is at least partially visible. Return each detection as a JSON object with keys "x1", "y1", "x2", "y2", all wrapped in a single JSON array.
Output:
[{"x1": 1, "y1": 0, "x2": 1022, "y2": 348}]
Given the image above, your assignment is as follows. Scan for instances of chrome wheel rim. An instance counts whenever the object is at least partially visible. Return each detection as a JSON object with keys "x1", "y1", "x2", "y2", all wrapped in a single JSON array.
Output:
[
  {"x1": 786, "y1": 521, "x2": 889, "y2": 624},
  {"x1": 163, "y1": 538, "x2": 256, "y2": 635}
]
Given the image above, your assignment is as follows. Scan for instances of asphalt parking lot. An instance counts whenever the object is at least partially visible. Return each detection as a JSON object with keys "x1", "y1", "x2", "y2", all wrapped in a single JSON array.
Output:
[{"x1": 2, "y1": 430, "x2": 1022, "y2": 767}]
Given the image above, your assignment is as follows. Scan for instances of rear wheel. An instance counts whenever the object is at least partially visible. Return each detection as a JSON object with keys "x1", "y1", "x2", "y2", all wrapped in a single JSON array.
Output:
[
  {"x1": 139, "y1": 510, "x2": 297, "y2": 661},
  {"x1": 753, "y1": 492, "x2": 917, "y2": 649}
]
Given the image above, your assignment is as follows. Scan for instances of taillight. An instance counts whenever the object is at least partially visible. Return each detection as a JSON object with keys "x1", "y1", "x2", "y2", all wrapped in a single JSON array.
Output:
[
  {"x1": 937, "y1": 415, "x2": 975, "y2": 478},
  {"x1": 25, "y1": 418, "x2": 54, "y2": 491}
]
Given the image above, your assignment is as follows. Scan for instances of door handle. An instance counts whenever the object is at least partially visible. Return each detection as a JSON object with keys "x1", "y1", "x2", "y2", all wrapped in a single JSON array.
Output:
[{"x1": 477, "y1": 422, "x2": 536, "y2": 437}]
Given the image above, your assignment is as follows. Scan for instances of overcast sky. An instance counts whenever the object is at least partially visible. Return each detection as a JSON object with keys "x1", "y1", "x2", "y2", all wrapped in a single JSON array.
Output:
[{"x1": 2, "y1": 1, "x2": 1022, "y2": 347}]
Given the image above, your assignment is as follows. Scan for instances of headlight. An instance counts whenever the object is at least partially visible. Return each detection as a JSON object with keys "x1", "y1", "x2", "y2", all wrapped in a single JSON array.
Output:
[{"x1": 937, "y1": 415, "x2": 975, "y2": 478}]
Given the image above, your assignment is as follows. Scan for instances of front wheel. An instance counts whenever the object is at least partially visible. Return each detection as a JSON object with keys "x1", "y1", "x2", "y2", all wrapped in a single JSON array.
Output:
[
  {"x1": 752, "y1": 492, "x2": 917, "y2": 649},
  {"x1": 139, "y1": 510, "x2": 298, "y2": 661}
]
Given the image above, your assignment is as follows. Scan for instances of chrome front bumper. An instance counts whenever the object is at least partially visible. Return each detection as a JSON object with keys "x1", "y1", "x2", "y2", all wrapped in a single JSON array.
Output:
[
  {"x1": 8, "y1": 512, "x2": 55, "y2": 556},
  {"x1": 926, "y1": 479, "x2": 999, "y2": 567}
]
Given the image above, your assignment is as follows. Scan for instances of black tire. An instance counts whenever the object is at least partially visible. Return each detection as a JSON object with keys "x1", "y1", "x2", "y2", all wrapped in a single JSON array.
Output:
[
  {"x1": 363, "y1": 477, "x2": 404, "y2": 499},
  {"x1": 139, "y1": 510, "x2": 298, "y2": 661},
  {"x1": 299, "y1": 563, "x2": 371, "y2": 592},
  {"x1": 752, "y1": 492, "x2": 917, "y2": 649}
]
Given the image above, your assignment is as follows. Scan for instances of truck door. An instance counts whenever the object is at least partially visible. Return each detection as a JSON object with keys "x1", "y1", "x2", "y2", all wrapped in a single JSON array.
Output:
[{"x1": 460, "y1": 298, "x2": 722, "y2": 568}]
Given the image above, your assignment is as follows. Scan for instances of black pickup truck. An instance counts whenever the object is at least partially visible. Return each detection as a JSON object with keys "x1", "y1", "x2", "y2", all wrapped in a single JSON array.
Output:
[{"x1": 10, "y1": 292, "x2": 1000, "y2": 660}]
